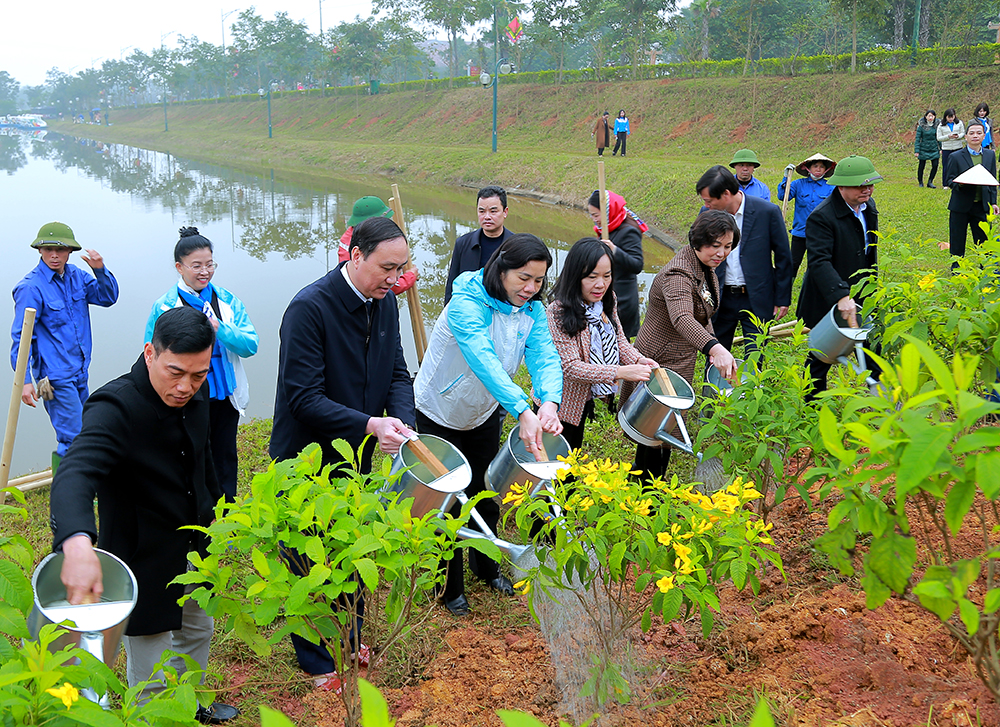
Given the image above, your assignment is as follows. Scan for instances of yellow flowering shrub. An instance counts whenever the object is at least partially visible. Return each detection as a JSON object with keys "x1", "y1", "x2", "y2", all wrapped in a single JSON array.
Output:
[{"x1": 504, "y1": 453, "x2": 783, "y2": 705}]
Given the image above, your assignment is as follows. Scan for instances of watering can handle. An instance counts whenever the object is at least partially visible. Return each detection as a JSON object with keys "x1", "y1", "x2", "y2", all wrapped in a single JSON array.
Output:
[
  {"x1": 406, "y1": 437, "x2": 449, "y2": 478},
  {"x1": 653, "y1": 367, "x2": 676, "y2": 396}
]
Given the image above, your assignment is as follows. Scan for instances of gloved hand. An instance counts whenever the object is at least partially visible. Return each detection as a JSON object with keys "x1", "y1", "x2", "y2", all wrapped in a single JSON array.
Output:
[
  {"x1": 37, "y1": 377, "x2": 55, "y2": 401},
  {"x1": 785, "y1": 163, "x2": 796, "y2": 172}
]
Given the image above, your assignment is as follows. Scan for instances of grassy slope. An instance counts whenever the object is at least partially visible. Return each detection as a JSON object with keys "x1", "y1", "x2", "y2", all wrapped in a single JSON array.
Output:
[{"x1": 69, "y1": 66, "x2": 1000, "y2": 255}]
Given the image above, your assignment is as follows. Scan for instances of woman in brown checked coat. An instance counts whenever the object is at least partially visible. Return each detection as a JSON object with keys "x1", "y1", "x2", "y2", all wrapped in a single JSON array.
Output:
[
  {"x1": 621, "y1": 210, "x2": 740, "y2": 481},
  {"x1": 592, "y1": 111, "x2": 611, "y2": 156},
  {"x1": 545, "y1": 238, "x2": 657, "y2": 451}
]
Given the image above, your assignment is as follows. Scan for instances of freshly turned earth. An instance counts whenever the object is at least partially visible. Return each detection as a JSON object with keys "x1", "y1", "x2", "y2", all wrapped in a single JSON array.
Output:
[{"x1": 285, "y1": 487, "x2": 999, "y2": 727}]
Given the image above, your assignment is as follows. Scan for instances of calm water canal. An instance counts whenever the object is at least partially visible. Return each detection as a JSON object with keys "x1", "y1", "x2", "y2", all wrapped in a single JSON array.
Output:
[{"x1": 1, "y1": 130, "x2": 670, "y2": 475}]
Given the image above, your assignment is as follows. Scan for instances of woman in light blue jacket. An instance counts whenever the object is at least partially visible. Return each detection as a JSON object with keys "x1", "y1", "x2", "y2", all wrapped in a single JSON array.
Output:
[
  {"x1": 612, "y1": 109, "x2": 630, "y2": 157},
  {"x1": 414, "y1": 233, "x2": 563, "y2": 617},
  {"x1": 145, "y1": 226, "x2": 259, "y2": 501}
]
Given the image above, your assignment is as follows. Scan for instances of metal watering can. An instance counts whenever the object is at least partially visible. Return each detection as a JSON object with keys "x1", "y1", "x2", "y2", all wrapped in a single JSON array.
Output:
[
  {"x1": 27, "y1": 548, "x2": 138, "y2": 706},
  {"x1": 808, "y1": 305, "x2": 878, "y2": 390},
  {"x1": 618, "y1": 367, "x2": 696, "y2": 453}
]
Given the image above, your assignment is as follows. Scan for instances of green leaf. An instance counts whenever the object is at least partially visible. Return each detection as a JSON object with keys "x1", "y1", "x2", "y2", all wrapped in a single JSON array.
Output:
[
  {"x1": 260, "y1": 705, "x2": 298, "y2": 727},
  {"x1": 251, "y1": 548, "x2": 271, "y2": 577},
  {"x1": 359, "y1": 678, "x2": 394, "y2": 727},
  {"x1": 700, "y1": 604, "x2": 714, "y2": 638},
  {"x1": 896, "y1": 426, "x2": 951, "y2": 498},
  {"x1": 749, "y1": 695, "x2": 777, "y2": 727},
  {"x1": 818, "y1": 406, "x2": 849, "y2": 462},
  {"x1": 609, "y1": 541, "x2": 627, "y2": 578},
  {"x1": 661, "y1": 586, "x2": 683, "y2": 622},
  {"x1": 985, "y1": 588, "x2": 1000, "y2": 614},
  {"x1": 912, "y1": 581, "x2": 951, "y2": 600},
  {"x1": 953, "y1": 429, "x2": 1000, "y2": 455},
  {"x1": 944, "y1": 479, "x2": 976, "y2": 535},
  {"x1": 0, "y1": 560, "x2": 32, "y2": 615},
  {"x1": 641, "y1": 608, "x2": 652, "y2": 634},
  {"x1": 354, "y1": 558, "x2": 379, "y2": 593},
  {"x1": 979, "y1": 452, "x2": 1000, "y2": 500},
  {"x1": 730, "y1": 558, "x2": 748, "y2": 590},
  {"x1": 867, "y1": 534, "x2": 916, "y2": 594},
  {"x1": 860, "y1": 571, "x2": 892, "y2": 609},
  {"x1": 0, "y1": 602, "x2": 29, "y2": 639},
  {"x1": 958, "y1": 598, "x2": 980, "y2": 636}
]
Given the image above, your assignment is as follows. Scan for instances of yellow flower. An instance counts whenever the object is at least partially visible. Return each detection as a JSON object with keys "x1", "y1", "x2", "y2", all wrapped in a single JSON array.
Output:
[
  {"x1": 502, "y1": 482, "x2": 528, "y2": 506},
  {"x1": 513, "y1": 579, "x2": 531, "y2": 595},
  {"x1": 918, "y1": 272, "x2": 937, "y2": 291},
  {"x1": 656, "y1": 574, "x2": 675, "y2": 593},
  {"x1": 619, "y1": 496, "x2": 653, "y2": 517},
  {"x1": 672, "y1": 542, "x2": 693, "y2": 566},
  {"x1": 656, "y1": 531, "x2": 672, "y2": 546},
  {"x1": 690, "y1": 516, "x2": 713, "y2": 536},
  {"x1": 46, "y1": 682, "x2": 79, "y2": 709},
  {"x1": 984, "y1": 286, "x2": 996, "y2": 294},
  {"x1": 710, "y1": 491, "x2": 740, "y2": 515}
]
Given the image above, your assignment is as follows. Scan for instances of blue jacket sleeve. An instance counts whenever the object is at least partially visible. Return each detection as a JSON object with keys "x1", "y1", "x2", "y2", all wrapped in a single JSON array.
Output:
[
  {"x1": 523, "y1": 302, "x2": 563, "y2": 406},
  {"x1": 84, "y1": 267, "x2": 119, "y2": 307},
  {"x1": 777, "y1": 177, "x2": 795, "y2": 201},
  {"x1": 448, "y1": 297, "x2": 532, "y2": 417},
  {"x1": 11, "y1": 284, "x2": 42, "y2": 380},
  {"x1": 215, "y1": 294, "x2": 259, "y2": 359}
]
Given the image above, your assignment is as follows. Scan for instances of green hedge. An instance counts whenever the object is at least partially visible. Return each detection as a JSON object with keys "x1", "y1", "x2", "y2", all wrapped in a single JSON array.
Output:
[{"x1": 153, "y1": 42, "x2": 1000, "y2": 109}]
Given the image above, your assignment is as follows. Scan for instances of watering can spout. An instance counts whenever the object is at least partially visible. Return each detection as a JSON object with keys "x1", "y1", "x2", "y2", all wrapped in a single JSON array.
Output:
[{"x1": 455, "y1": 526, "x2": 534, "y2": 567}]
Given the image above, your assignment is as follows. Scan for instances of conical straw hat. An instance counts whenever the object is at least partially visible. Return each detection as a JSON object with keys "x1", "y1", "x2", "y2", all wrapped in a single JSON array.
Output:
[{"x1": 952, "y1": 163, "x2": 1000, "y2": 187}]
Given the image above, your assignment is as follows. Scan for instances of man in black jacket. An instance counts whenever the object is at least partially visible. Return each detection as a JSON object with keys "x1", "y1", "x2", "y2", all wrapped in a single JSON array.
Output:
[
  {"x1": 944, "y1": 121, "x2": 998, "y2": 264},
  {"x1": 697, "y1": 165, "x2": 792, "y2": 357},
  {"x1": 796, "y1": 155, "x2": 883, "y2": 397},
  {"x1": 270, "y1": 215, "x2": 416, "y2": 687},
  {"x1": 444, "y1": 185, "x2": 513, "y2": 304},
  {"x1": 51, "y1": 306, "x2": 237, "y2": 724}
]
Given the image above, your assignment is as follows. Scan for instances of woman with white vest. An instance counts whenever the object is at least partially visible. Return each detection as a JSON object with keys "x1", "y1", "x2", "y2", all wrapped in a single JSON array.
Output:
[
  {"x1": 413, "y1": 233, "x2": 563, "y2": 617},
  {"x1": 145, "y1": 226, "x2": 259, "y2": 501}
]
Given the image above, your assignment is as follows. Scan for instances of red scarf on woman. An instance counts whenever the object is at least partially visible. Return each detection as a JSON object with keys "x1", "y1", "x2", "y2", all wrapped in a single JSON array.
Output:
[{"x1": 593, "y1": 191, "x2": 649, "y2": 236}]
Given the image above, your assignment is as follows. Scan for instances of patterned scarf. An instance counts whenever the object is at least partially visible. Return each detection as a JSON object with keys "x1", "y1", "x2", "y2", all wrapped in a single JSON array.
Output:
[
  {"x1": 585, "y1": 302, "x2": 619, "y2": 398},
  {"x1": 176, "y1": 283, "x2": 236, "y2": 401}
]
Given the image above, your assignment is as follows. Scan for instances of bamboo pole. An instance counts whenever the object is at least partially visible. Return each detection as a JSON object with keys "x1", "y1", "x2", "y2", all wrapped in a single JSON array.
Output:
[
  {"x1": 16, "y1": 476, "x2": 52, "y2": 493},
  {"x1": 8, "y1": 469, "x2": 52, "y2": 487},
  {"x1": 781, "y1": 166, "x2": 794, "y2": 220},
  {"x1": 598, "y1": 161, "x2": 610, "y2": 243},
  {"x1": 1, "y1": 308, "x2": 36, "y2": 504},
  {"x1": 732, "y1": 325, "x2": 809, "y2": 345},
  {"x1": 388, "y1": 184, "x2": 428, "y2": 363}
]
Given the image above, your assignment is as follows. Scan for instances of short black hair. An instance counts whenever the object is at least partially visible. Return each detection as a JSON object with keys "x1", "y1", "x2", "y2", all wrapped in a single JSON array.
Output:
[
  {"x1": 695, "y1": 165, "x2": 739, "y2": 200},
  {"x1": 350, "y1": 216, "x2": 405, "y2": 258},
  {"x1": 975, "y1": 101, "x2": 990, "y2": 117},
  {"x1": 151, "y1": 306, "x2": 215, "y2": 355},
  {"x1": 174, "y1": 226, "x2": 213, "y2": 263},
  {"x1": 482, "y1": 233, "x2": 552, "y2": 304},
  {"x1": 477, "y1": 185, "x2": 508, "y2": 210},
  {"x1": 968, "y1": 120, "x2": 986, "y2": 133},
  {"x1": 689, "y1": 210, "x2": 741, "y2": 251}
]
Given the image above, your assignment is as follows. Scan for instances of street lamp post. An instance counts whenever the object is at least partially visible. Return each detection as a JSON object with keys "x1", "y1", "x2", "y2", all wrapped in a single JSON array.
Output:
[
  {"x1": 259, "y1": 81, "x2": 276, "y2": 138},
  {"x1": 161, "y1": 92, "x2": 168, "y2": 132},
  {"x1": 480, "y1": 59, "x2": 514, "y2": 153}
]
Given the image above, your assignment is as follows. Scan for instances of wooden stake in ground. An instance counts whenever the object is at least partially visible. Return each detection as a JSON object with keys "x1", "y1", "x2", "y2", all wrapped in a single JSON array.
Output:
[
  {"x1": 387, "y1": 184, "x2": 428, "y2": 363},
  {"x1": 781, "y1": 165, "x2": 794, "y2": 220},
  {"x1": 1, "y1": 307, "x2": 37, "y2": 502},
  {"x1": 597, "y1": 161, "x2": 610, "y2": 243}
]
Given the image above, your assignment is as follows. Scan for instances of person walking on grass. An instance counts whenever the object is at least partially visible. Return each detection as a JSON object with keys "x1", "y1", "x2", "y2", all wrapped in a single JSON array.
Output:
[
  {"x1": 612, "y1": 110, "x2": 630, "y2": 157},
  {"x1": 937, "y1": 109, "x2": 965, "y2": 188},
  {"x1": 592, "y1": 110, "x2": 611, "y2": 156},
  {"x1": 914, "y1": 110, "x2": 941, "y2": 188}
]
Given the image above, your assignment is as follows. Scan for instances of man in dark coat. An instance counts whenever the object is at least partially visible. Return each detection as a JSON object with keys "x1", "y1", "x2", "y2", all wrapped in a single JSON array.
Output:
[
  {"x1": 444, "y1": 185, "x2": 513, "y2": 304},
  {"x1": 697, "y1": 165, "x2": 792, "y2": 357},
  {"x1": 944, "y1": 120, "x2": 998, "y2": 263},
  {"x1": 270, "y1": 215, "x2": 416, "y2": 687},
  {"x1": 796, "y1": 155, "x2": 883, "y2": 397},
  {"x1": 50, "y1": 306, "x2": 237, "y2": 724}
]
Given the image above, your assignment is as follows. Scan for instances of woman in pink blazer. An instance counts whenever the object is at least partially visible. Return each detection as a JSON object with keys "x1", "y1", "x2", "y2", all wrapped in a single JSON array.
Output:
[{"x1": 546, "y1": 238, "x2": 656, "y2": 451}]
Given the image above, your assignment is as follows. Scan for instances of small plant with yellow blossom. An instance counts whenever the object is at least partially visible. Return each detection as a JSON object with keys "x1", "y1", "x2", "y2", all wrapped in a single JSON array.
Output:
[{"x1": 504, "y1": 452, "x2": 782, "y2": 707}]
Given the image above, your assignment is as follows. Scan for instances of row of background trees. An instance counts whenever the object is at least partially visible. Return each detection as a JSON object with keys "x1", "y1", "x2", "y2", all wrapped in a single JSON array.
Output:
[{"x1": 1, "y1": 0, "x2": 998, "y2": 119}]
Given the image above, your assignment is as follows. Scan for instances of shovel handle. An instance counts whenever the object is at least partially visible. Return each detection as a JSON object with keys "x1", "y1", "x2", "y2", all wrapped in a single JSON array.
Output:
[
  {"x1": 653, "y1": 367, "x2": 676, "y2": 396},
  {"x1": 406, "y1": 437, "x2": 449, "y2": 478},
  {"x1": 535, "y1": 440, "x2": 549, "y2": 462}
]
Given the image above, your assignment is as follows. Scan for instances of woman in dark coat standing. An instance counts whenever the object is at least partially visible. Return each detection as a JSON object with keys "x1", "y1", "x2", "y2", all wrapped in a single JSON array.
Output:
[
  {"x1": 586, "y1": 189, "x2": 645, "y2": 338},
  {"x1": 592, "y1": 111, "x2": 611, "y2": 156},
  {"x1": 914, "y1": 109, "x2": 940, "y2": 188},
  {"x1": 620, "y1": 210, "x2": 739, "y2": 482}
]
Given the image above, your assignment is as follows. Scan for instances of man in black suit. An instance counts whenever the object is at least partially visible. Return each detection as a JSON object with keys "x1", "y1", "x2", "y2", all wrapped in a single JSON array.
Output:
[
  {"x1": 270, "y1": 215, "x2": 416, "y2": 687},
  {"x1": 51, "y1": 307, "x2": 238, "y2": 723},
  {"x1": 444, "y1": 185, "x2": 514, "y2": 304},
  {"x1": 945, "y1": 121, "x2": 998, "y2": 264},
  {"x1": 696, "y1": 165, "x2": 792, "y2": 358}
]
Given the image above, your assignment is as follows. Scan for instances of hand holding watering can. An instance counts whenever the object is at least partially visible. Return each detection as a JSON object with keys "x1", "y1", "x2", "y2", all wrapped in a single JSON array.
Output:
[{"x1": 837, "y1": 295, "x2": 860, "y2": 329}]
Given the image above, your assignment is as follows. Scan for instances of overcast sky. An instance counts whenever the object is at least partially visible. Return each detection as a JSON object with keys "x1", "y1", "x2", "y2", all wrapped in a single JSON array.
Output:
[{"x1": 3, "y1": 0, "x2": 377, "y2": 87}]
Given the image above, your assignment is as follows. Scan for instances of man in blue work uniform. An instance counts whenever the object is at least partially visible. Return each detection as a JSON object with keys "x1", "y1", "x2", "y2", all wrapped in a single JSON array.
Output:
[
  {"x1": 730, "y1": 149, "x2": 772, "y2": 202},
  {"x1": 11, "y1": 221, "x2": 119, "y2": 470}
]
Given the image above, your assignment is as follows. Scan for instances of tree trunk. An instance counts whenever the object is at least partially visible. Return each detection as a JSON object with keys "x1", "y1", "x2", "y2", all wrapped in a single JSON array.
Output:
[
  {"x1": 701, "y1": 10, "x2": 710, "y2": 60},
  {"x1": 892, "y1": 0, "x2": 907, "y2": 49},
  {"x1": 851, "y1": 0, "x2": 858, "y2": 73},
  {"x1": 919, "y1": 0, "x2": 932, "y2": 47}
]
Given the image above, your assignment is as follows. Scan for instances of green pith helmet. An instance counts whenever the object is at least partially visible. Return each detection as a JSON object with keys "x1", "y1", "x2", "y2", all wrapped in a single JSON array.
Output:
[
  {"x1": 347, "y1": 196, "x2": 394, "y2": 228},
  {"x1": 826, "y1": 155, "x2": 884, "y2": 187},
  {"x1": 729, "y1": 149, "x2": 761, "y2": 167},
  {"x1": 31, "y1": 221, "x2": 81, "y2": 250}
]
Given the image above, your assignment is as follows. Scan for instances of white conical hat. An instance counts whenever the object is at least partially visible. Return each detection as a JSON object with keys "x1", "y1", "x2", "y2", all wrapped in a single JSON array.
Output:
[{"x1": 952, "y1": 163, "x2": 1000, "y2": 187}]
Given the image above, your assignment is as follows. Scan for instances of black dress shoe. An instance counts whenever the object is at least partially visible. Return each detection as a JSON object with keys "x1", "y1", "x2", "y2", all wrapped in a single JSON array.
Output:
[
  {"x1": 927, "y1": 183, "x2": 936, "y2": 188},
  {"x1": 487, "y1": 575, "x2": 515, "y2": 597},
  {"x1": 196, "y1": 702, "x2": 240, "y2": 724},
  {"x1": 443, "y1": 594, "x2": 470, "y2": 616}
]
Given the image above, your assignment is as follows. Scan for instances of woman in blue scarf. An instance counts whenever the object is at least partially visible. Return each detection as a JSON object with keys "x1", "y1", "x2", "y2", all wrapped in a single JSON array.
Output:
[{"x1": 145, "y1": 226, "x2": 259, "y2": 501}]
